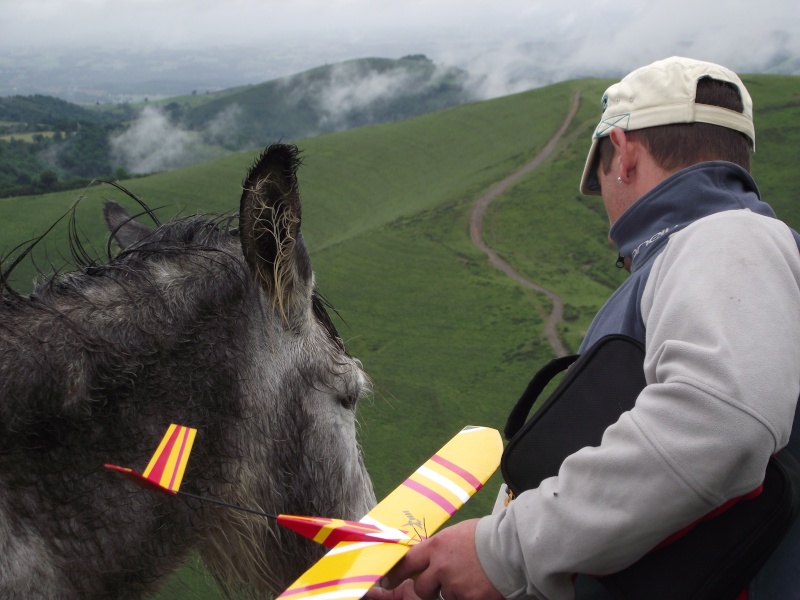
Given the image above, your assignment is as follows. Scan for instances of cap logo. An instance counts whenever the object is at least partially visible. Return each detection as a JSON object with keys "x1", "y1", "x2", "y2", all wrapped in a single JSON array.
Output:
[
  {"x1": 595, "y1": 113, "x2": 631, "y2": 137},
  {"x1": 601, "y1": 94, "x2": 609, "y2": 112}
]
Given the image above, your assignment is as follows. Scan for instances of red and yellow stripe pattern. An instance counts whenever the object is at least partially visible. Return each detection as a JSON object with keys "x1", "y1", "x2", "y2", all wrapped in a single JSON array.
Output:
[
  {"x1": 105, "y1": 424, "x2": 197, "y2": 495},
  {"x1": 278, "y1": 425, "x2": 502, "y2": 600},
  {"x1": 277, "y1": 515, "x2": 413, "y2": 548}
]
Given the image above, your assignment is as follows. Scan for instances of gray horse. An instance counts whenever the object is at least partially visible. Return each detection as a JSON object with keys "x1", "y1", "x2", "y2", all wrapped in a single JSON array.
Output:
[{"x1": 0, "y1": 144, "x2": 376, "y2": 598}]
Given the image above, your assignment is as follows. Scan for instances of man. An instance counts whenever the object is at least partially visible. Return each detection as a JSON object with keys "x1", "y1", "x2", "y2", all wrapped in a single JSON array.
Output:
[{"x1": 367, "y1": 57, "x2": 800, "y2": 599}]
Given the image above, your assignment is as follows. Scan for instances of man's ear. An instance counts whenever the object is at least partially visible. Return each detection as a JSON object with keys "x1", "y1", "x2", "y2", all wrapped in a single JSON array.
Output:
[{"x1": 609, "y1": 128, "x2": 638, "y2": 185}]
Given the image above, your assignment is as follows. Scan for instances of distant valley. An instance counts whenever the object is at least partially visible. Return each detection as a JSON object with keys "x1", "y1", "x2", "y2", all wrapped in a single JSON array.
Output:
[{"x1": 0, "y1": 55, "x2": 475, "y2": 197}]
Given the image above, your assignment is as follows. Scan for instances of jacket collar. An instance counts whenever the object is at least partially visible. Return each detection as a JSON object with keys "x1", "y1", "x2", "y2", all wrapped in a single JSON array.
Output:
[{"x1": 609, "y1": 161, "x2": 774, "y2": 273}]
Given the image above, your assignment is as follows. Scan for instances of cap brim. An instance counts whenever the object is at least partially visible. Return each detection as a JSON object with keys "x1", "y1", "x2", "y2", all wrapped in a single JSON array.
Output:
[{"x1": 580, "y1": 137, "x2": 602, "y2": 196}]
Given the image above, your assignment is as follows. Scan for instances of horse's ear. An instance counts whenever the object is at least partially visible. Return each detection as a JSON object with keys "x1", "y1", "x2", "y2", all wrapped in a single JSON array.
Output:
[
  {"x1": 239, "y1": 144, "x2": 313, "y2": 325},
  {"x1": 104, "y1": 201, "x2": 154, "y2": 250}
]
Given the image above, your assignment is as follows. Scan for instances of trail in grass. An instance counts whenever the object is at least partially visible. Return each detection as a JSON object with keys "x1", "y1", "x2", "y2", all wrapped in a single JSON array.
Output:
[{"x1": 469, "y1": 91, "x2": 581, "y2": 358}]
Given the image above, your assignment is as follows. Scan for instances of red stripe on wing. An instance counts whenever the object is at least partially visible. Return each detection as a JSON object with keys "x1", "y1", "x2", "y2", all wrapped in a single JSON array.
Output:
[
  {"x1": 402, "y1": 479, "x2": 457, "y2": 515},
  {"x1": 430, "y1": 454, "x2": 483, "y2": 490},
  {"x1": 281, "y1": 574, "x2": 381, "y2": 597},
  {"x1": 166, "y1": 426, "x2": 193, "y2": 491}
]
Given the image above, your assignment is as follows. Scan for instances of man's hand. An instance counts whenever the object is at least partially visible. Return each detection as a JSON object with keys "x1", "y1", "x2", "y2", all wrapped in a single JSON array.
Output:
[{"x1": 365, "y1": 519, "x2": 504, "y2": 600}]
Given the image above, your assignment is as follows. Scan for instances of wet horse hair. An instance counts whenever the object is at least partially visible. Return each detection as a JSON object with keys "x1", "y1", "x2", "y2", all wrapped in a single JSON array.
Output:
[{"x1": 0, "y1": 144, "x2": 376, "y2": 598}]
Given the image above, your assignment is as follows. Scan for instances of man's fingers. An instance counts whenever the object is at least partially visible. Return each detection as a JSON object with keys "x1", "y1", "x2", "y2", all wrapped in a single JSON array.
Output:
[
  {"x1": 364, "y1": 578, "x2": 422, "y2": 600},
  {"x1": 364, "y1": 582, "x2": 407, "y2": 600},
  {"x1": 409, "y1": 565, "x2": 441, "y2": 600},
  {"x1": 383, "y1": 542, "x2": 431, "y2": 588}
]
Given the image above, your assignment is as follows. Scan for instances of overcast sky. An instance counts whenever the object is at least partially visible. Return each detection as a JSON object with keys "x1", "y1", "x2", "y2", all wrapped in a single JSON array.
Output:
[{"x1": 1, "y1": 0, "x2": 797, "y2": 96}]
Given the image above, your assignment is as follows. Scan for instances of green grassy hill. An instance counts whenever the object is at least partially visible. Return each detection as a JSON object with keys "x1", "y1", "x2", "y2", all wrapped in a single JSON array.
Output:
[{"x1": 1, "y1": 74, "x2": 798, "y2": 598}]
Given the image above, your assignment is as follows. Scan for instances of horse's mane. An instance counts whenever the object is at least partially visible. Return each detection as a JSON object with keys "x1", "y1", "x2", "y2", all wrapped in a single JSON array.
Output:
[
  {"x1": 1, "y1": 184, "x2": 153, "y2": 297},
  {"x1": 0, "y1": 184, "x2": 239, "y2": 301},
  {"x1": 0, "y1": 184, "x2": 346, "y2": 350}
]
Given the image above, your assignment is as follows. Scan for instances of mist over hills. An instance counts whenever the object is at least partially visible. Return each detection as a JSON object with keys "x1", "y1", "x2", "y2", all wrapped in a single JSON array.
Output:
[
  {"x1": 0, "y1": 55, "x2": 475, "y2": 196},
  {"x1": 3, "y1": 36, "x2": 798, "y2": 198},
  {"x1": 178, "y1": 56, "x2": 471, "y2": 145},
  {"x1": 0, "y1": 46, "x2": 310, "y2": 104},
  {"x1": 0, "y1": 42, "x2": 576, "y2": 104},
  {"x1": 4, "y1": 31, "x2": 799, "y2": 107}
]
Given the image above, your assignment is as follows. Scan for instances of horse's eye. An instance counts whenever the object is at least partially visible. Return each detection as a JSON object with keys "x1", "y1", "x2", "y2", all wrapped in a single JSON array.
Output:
[{"x1": 339, "y1": 394, "x2": 357, "y2": 411}]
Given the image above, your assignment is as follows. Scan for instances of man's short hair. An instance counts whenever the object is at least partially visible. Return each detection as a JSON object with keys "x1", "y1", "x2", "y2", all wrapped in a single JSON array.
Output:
[
  {"x1": 580, "y1": 57, "x2": 755, "y2": 195},
  {"x1": 597, "y1": 78, "x2": 752, "y2": 177}
]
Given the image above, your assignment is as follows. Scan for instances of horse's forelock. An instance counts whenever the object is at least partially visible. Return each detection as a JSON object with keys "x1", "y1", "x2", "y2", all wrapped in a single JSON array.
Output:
[
  {"x1": 4, "y1": 212, "x2": 345, "y2": 369},
  {"x1": 3, "y1": 212, "x2": 238, "y2": 301}
]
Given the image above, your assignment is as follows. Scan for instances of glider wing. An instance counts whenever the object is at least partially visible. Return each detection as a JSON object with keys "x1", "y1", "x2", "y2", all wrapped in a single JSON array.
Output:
[{"x1": 277, "y1": 425, "x2": 502, "y2": 600}]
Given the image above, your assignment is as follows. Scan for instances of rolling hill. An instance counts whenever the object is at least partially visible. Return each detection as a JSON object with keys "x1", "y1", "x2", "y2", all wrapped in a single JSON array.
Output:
[
  {"x1": 1, "y1": 73, "x2": 798, "y2": 598},
  {"x1": 176, "y1": 55, "x2": 472, "y2": 147},
  {"x1": 0, "y1": 55, "x2": 474, "y2": 197}
]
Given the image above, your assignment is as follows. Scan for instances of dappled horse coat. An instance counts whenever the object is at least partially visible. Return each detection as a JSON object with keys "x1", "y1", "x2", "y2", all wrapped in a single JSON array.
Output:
[{"x1": 0, "y1": 144, "x2": 376, "y2": 598}]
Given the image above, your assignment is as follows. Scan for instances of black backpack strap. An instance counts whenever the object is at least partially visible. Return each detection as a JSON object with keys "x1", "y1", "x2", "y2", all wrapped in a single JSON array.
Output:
[
  {"x1": 502, "y1": 335, "x2": 646, "y2": 496},
  {"x1": 504, "y1": 354, "x2": 578, "y2": 441},
  {"x1": 501, "y1": 334, "x2": 800, "y2": 598}
]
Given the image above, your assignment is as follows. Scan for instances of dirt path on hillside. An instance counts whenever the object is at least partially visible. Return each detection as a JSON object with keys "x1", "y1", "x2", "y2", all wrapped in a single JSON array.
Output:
[{"x1": 469, "y1": 91, "x2": 581, "y2": 358}]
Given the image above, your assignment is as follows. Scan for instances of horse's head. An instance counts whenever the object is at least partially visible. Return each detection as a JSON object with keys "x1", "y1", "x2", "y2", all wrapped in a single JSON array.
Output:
[
  {"x1": 104, "y1": 144, "x2": 377, "y2": 593},
  {"x1": 0, "y1": 144, "x2": 375, "y2": 598}
]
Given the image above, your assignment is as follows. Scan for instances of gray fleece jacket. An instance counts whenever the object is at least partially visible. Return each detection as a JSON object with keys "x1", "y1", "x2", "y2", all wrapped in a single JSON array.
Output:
[{"x1": 475, "y1": 162, "x2": 800, "y2": 599}]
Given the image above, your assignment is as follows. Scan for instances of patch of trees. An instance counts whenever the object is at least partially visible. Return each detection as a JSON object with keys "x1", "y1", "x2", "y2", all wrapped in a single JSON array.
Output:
[
  {"x1": 0, "y1": 95, "x2": 137, "y2": 197},
  {"x1": 0, "y1": 94, "x2": 125, "y2": 128},
  {"x1": 0, "y1": 125, "x2": 127, "y2": 198}
]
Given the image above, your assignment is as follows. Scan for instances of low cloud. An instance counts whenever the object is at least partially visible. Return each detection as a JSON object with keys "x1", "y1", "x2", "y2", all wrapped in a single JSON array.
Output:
[
  {"x1": 202, "y1": 103, "x2": 243, "y2": 147},
  {"x1": 314, "y1": 64, "x2": 418, "y2": 127},
  {"x1": 452, "y1": 41, "x2": 574, "y2": 100},
  {"x1": 285, "y1": 60, "x2": 466, "y2": 130},
  {"x1": 423, "y1": 1, "x2": 799, "y2": 100},
  {"x1": 110, "y1": 106, "x2": 195, "y2": 174},
  {"x1": 562, "y1": 3, "x2": 800, "y2": 80},
  {"x1": 3, "y1": 0, "x2": 797, "y2": 111},
  {"x1": 110, "y1": 103, "x2": 242, "y2": 174}
]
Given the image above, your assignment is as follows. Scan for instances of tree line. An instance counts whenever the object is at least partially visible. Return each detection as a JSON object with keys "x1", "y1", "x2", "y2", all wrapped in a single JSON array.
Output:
[{"x1": 0, "y1": 95, "x2": 136, "y2": 198}]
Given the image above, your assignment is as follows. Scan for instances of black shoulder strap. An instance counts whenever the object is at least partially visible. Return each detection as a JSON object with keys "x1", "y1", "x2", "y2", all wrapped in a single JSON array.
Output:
[
  {"x1": 501, "y1": 335, "x2": 646, "y2": 496},
  {"x1": 504, "y1": 353, "x2": 578, "y2": 441},
  {"x1": 501, "y1": 333, "x2": 800, "y2": 599}
]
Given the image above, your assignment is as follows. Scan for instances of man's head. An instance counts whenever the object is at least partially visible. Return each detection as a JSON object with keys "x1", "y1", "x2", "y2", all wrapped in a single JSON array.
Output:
[{"x1": 580, "y1": 57, "x2": 755, "y2": 197}]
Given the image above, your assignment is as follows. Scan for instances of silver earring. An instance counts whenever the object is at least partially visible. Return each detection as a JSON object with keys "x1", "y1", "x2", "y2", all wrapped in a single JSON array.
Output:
[{"x1": 617, "y1": 176, "x2": 623, "y2": 184}]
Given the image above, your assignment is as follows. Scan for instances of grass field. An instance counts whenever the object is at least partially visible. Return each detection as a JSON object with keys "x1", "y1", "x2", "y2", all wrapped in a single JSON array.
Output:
[
  {"x1": 1, "y1": 74, "x2": 798, "y2": 598},
  {"x1": 0, "y1": 130, "x2": 56, "y2": 142}
]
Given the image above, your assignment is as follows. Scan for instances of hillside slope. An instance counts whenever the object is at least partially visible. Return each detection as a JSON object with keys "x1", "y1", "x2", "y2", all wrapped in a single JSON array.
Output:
[{"x1": 178, "y1": 55, "x2": 471, "y2": 147}]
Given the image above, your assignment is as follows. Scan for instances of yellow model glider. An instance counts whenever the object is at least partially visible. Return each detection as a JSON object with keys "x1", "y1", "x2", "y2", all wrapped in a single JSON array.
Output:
[
  {"x1": 277, "y1": 425, "x2": 503, "y2": 599},
  {"x1": 105, "y1": 424, "x2": 502, "y2": 599}
]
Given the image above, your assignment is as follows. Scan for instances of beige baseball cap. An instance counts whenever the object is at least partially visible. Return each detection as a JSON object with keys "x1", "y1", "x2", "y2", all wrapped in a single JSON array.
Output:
[{"x1": 579, "y1": 56, "x2": 755, "y2": 195}]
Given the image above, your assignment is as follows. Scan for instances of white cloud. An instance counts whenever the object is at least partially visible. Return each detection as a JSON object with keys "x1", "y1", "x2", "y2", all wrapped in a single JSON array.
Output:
[
  {"x1": 309, "y1": 63, "x2": 421, "y2": 127},
  {"x1": 3, "y1": 0, "x2": 790, "y2": 58},
  {"x1": 554, "y1": 0, "x2": 799, "y2": 76},
  {"x1": 202, "y1": 104, "x2": 243, "y2": 147},
  {"x1": 109, "y1": 105, "x2": 195, "y2": 174},
  {"x1": 0, "y1": 0, "x2": 796, "y2": 102},
  {"x1": 108, "y1": 102, "x2": 245, "y2": 173}
]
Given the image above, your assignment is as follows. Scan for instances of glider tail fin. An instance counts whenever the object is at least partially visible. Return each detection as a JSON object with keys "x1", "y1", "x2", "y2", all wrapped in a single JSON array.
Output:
[
  {"x1": 142, "y1": 423, "x2": 197, "y2": 492},
  {"x1": 105, "y1": 424, "x2": 197, "y2": 495}
]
